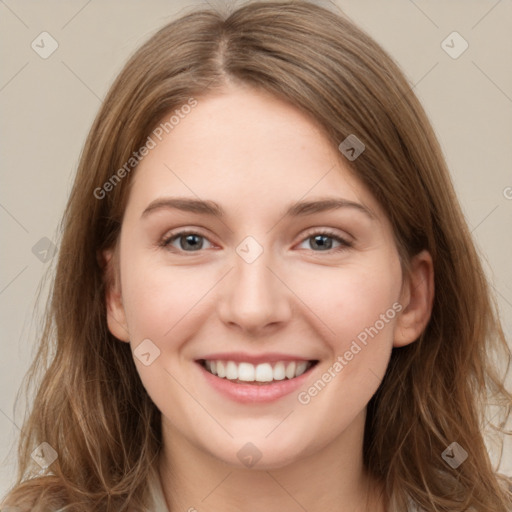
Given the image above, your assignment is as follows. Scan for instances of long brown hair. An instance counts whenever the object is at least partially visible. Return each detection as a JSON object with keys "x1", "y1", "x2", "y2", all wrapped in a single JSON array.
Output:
[{"x1": 2, "y1": 1, "x2": 511, "y2": 510}]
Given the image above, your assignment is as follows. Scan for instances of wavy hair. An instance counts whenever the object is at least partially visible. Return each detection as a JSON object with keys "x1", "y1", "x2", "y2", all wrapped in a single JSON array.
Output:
[{"x1": 2, "y1": 1, "x2": 511, "y2": 510}]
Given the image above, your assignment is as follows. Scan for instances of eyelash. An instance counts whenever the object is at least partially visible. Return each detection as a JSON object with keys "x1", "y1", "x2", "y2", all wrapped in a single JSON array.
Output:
[{"x1": 159, "y1": 228, "x2": 353, "y2": 255}]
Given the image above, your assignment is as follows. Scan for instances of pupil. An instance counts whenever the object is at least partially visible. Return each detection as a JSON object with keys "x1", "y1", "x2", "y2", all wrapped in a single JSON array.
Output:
[
  {"x1": 182, "y1": 234, "x2": 202, "y2": 251},
  {"x1": 312, "y1": 235, "x2": 331, "y2": 250}
]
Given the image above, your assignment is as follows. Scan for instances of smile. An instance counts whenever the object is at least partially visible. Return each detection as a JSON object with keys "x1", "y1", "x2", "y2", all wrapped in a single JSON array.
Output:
[
  {"x1": 195, "y1": 356, "x2": 319, "y2": 403},
  {"x1": 199, "y1": 359, "x2": 317, "y2": 384}
]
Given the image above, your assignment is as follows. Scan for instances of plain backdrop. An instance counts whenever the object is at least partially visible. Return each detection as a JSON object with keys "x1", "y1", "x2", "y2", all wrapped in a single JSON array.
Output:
[{"x1": 1, "y1": 0, "x2": 511, "y2": 498}]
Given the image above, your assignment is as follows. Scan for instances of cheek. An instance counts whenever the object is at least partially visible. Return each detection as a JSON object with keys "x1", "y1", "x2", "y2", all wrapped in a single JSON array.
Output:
[
  {"x1": 118, "y1": 249, "x2": 211, "y2": 402},
  {"x1": 293, "y1": 259, "x2": 402, "y2": 345},
  {"x1": 332, "y1": 265, "x2": 402, "y2": 382},
  {"x1": 297, "y1": 260, "x2": 402, "y2": 404},
  {"x1": 293, "y1": 266, "x2": 401, "y2": 417},
  {"x1": 339, "y1": 275, "x2": 399, "y2": 343},
  {"x1": 120, "y1": 249, "x2": 211, "y2": 341}
]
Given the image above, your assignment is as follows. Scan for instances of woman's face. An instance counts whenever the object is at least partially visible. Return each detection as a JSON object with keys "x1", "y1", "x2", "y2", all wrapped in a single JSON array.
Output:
[{"x1": 106, "y1": 84, "x2": 418, "y2": 469}]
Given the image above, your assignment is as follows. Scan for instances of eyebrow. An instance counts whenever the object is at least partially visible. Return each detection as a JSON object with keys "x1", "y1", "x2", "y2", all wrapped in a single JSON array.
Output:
[{"x1": 141, "y1": 196, "x2": 375, "y2": 220}]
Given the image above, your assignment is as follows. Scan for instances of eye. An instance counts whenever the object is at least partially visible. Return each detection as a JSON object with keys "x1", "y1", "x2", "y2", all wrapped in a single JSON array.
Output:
[
  {"x1": 296, "y1": 229, "x2": 352, "y2": 252},
  {"x1": 160, "y1": 228, "x2": 352, "y2": 254},
  {"x1": 161, "y1": 231, "x2": 214, "y2": 252}
]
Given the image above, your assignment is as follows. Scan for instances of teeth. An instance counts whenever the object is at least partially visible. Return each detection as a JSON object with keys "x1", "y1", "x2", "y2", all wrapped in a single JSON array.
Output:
[
  {"x1": 295, "y1": 361, "x2": 308, "y2": 377},
  {"x1": 217, "y1": 361, "x2": 226, "y2": 378},
  {"x1": 285, "y1": 362, "x2": 296, "y2": 379},
  {"x1": 273, "y1": 362, "x2": 286, "y2": 380},
  {"x1": 255, "y1": 363, "x2": 273, "y2": 382},
  {"x1": 238, "y1": 362, "x2": 255, "y2": 381},
  {"x1": 202, "y1": 359, "x2": 314, "y2": 382}
]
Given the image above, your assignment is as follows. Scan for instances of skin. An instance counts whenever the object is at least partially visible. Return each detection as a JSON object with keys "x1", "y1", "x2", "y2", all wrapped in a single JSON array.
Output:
[{"x1": 105, "y1": 83, "x2": 434, "y2": 512}]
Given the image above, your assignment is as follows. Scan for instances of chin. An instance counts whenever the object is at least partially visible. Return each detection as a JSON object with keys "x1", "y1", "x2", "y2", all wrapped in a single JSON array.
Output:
[{"x1": 206, "y1": 437, "x2": 309, "y2": 471}]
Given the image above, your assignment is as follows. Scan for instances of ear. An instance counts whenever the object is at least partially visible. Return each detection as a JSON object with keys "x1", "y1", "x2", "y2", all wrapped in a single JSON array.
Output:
[
  {"x1": 101, "y1": 248, "x2": 130, "y2": 343},
  {"x1": 393, "y1": 249, "x2": 435, "y2": 347}
]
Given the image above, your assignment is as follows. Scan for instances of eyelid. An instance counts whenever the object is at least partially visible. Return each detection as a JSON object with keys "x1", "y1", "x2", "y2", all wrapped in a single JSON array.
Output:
[
  {"x1": 160, "y1": 226, "x2": 353, "y2": 255},
  {"x1": 298, "y1": 227, "x2": 353, "y2": 245},
  {"x1": 295, "y1": 227, "x2": 353, "y2": 252},
  {"x1": 160, "y1": 228, "x2": 216, "y2": 251}
]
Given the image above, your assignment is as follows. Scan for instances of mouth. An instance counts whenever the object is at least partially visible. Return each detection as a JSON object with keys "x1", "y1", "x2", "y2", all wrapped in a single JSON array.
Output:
[{"x1": 197, "y1": 359, "x2": 319, "y2": 386}]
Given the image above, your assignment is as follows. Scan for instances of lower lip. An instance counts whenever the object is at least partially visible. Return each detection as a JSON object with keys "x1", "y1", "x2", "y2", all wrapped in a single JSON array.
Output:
[{"x1": 196, "y1": 362, "x2": 316, "y2": 403}]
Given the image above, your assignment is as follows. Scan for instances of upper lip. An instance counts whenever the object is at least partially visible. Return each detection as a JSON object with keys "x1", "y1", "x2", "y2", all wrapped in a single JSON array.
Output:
[{"x1": 196, "y1": 352, "x2": 317, "y2": 365}]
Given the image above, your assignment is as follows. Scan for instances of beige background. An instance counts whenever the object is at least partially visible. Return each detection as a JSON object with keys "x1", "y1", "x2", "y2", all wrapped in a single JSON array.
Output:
[{"x1": 1, "y1": 0, "x2": 511, "y2": 497}]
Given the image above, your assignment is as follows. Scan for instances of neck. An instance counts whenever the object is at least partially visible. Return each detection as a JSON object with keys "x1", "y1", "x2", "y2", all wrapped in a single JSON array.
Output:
[{"x1": 158, "y1": 410, "x2": 386, "y2": 512}]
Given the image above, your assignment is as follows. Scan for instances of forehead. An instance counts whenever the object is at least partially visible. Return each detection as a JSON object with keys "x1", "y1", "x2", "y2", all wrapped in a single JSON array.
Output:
[{"x1": 126, "y1": 85, "x2": 383, "y2": 222}]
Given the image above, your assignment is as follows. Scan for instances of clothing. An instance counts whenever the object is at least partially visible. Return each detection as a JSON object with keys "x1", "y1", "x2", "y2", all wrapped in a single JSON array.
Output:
[{"x1": 147, "y1": 466, "x2": 170, "y2": 512}]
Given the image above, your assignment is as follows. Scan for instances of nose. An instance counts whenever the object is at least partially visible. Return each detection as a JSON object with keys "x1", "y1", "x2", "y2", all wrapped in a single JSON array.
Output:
[{"x1": 217, "y1": 248, "x2": 293, "y2": 336}]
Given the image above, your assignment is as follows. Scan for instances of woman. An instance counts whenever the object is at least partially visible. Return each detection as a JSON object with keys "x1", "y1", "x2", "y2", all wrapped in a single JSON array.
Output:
[{"x1": 2, "y1": 1, "x2": 511, "y2": 510}]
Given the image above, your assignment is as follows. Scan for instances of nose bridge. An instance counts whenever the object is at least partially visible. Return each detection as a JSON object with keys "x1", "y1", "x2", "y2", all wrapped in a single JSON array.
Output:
[{"x1": 218, "y1": 239, "x2": 291, "y2": 332}]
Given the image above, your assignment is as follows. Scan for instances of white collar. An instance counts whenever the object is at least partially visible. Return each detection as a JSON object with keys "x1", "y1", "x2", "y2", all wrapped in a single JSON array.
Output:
[{"x1": 147, "y1": 465, "x2": 170, "y2": 512}]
